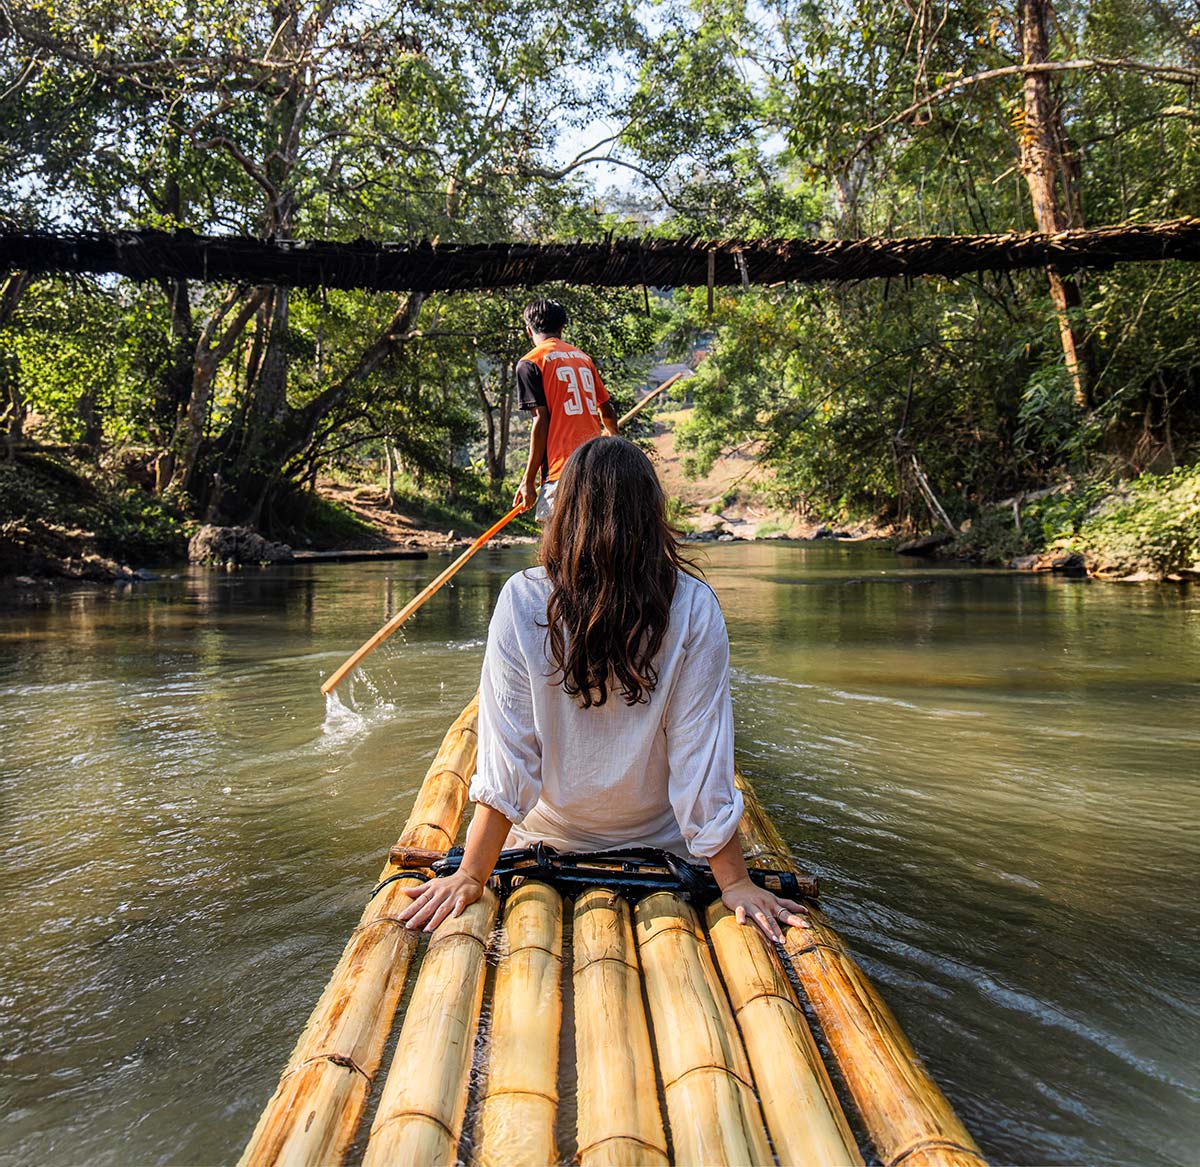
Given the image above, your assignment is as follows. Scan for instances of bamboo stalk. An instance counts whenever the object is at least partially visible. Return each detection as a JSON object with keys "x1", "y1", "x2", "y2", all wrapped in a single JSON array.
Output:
[
  {"x1": 362, "y1": 890, "x2": 499, "y2": 1167},
  {"x1": 706, "y1": 901, "x2": 862, "y2": 1167},
  {"x1": 238, "y1": 697, "x2": 479, "y2": 1167},
  {"x1": 735, "y1": 772, "x2": 987, "y2": 1167},
  {"x1": 321, "y1": 509, "x2": 521, "y2": 695},
  {"x1": 634, "y1": 892, "x2": 773, "y2": 1167},
  {"x1": 573, "y1": 888, "x2": 668, "y2": 1167},
  {"x1": 616, "y1": 369, "x2": 687, "y2": 428},
  {"x1": 473, "y1": 882, "x2": 564, "y2": 1167}
]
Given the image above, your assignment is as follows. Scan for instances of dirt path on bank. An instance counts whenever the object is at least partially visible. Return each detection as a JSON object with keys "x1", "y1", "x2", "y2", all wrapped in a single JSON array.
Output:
[
  {"x1": 317, "y1": 480, "x2": 467, "y2": 549},
  {"x1": 647, "y1": 409, "x2": 830, "y2": 539},
  {"x1": 315, "y1": 479, "x2": 534, "y2": 550}
]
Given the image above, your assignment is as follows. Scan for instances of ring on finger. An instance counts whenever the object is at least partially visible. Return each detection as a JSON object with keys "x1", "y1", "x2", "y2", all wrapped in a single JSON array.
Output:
[{"x1": 776, "y1": 907, "x2": 790, "y2": 921}]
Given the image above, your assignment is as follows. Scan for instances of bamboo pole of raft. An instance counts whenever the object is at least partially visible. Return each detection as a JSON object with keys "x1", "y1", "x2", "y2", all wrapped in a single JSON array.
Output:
[
  {"x1": 473, "y1": 881, "x2": 564, "y2": 1167},
  {"x1": 735, "y1": 773, "x2": 988, "y2": 1167},
  {"x1": 362, "y1": 890, "x2": 499, "y2": 1167},
  {"x1": 573, "y1": 889, "x2": 669, "y2": 1167},
  {"x1": 634, "y1": 892, "x2": 774, "y2": 1167},
  {"x1": 237, "y1": 696, "x2": 479, "y2": 1167},
  {"x1": 321, "y1": 373, "x2": 685, "y2": 696},
  {"x1": 705, "y1": 900, "x2": 863, "y2": 1167}
]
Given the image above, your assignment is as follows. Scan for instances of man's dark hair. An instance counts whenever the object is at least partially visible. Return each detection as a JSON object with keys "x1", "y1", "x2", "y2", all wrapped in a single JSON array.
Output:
[{"x1": 523, "y1": 299, "x2": 568, "y2": 337}]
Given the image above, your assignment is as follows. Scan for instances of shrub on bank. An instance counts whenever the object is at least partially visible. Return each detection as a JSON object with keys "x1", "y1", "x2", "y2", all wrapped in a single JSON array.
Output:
[
  {"x1": 0, "y1": 453, "x2": 189, "y2": 577},
  {"x1": 951, "y1": 465, "x2": 1200, "y2": 579},
  {"x1": 1055, "y1": 466, "x2": 1200, "y2": 579}
]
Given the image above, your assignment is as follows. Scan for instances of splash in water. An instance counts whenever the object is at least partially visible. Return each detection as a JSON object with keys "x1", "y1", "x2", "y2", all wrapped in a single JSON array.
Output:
[
  {"x1": 322, "y1": 688, "x2": 366, "y2": 739},
  {"x1": 321, "y1": 677, "x2": 396, "y2": 751}
]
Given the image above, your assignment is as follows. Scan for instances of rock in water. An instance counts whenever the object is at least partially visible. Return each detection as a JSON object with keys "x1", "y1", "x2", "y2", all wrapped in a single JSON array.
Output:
[
  {"x1": 896, "y1": 533, "x2": 953, "y2": 556},
  {"x1": 188, "y1": 525, "x2": 293, "y2": 565},
  {"x1": 1010, "y1": 549, "x2": 1087, "y2": 575}
]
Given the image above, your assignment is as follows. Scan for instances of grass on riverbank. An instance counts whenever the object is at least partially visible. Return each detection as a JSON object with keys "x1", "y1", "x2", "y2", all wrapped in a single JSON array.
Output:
[
  {"x1": 952, "y1": 464, "x2": 1200, "y2": 580},
  {"x1": 0, "y1": 451, "x2": 189, "y2": 578},
  {"x1": 0, "y1": 446, "x2": 542, "y2": 582}
]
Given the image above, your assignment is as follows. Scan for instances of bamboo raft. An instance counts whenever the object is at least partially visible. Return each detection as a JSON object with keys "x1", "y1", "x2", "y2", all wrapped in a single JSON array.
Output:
[{"x1": 239, "y1": 696, "x2": 987, "y2": 1167}]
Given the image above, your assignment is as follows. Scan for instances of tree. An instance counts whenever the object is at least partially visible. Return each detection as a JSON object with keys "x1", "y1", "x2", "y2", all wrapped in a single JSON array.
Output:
[{"x1": 0, "y1": 0, "x2": 657, "y2": 523}]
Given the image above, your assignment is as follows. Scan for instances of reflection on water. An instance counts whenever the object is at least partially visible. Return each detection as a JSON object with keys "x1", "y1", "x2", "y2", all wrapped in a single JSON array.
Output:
[{"x1": 0, "y1": 545, "x2": 1196, "y2": 1166}]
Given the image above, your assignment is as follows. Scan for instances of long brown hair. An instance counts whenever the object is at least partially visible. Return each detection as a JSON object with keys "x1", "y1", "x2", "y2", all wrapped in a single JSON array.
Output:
[{"x1": 540, "y1": 436, "x2": 697, "y2": 708}]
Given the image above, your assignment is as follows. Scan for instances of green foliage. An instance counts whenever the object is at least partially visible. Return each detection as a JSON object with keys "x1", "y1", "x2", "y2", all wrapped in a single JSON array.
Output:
[
  {"x1": 754, "y1": 520, "x2": 789, "y2": 538},
  {"x1": 0, "y1": 453, "x2": 188, "y2": 564},
  {"x1": 94, "y1": 485, "x2": 189, "y2": 563},
  {"x1": 950, "y1": 470, "x2": 1200, "y2": 578},
  {"x1": 708, "y1": 487, "x2": 739, "y2": 514},
  {"x1": 1058, "y1": 467, "x2": 1200, "y2": 577},
  {"x1": 665, "y1": 494, "x2": 694, "y2": 533},
  {"x1": 283, "y1": 494, "x2": 380, "y2": 548}
]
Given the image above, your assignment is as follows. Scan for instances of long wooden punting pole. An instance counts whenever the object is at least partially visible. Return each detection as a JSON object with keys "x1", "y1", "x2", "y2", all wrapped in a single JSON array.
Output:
[
  {"x1": 361, "y1": 890, "x2": 500, "y2": 1167},
  {"x1": 635, "y1": 892, "x2": 774, "y2": 1167},
  {"x1": 573, "y1": 888, "x2": 669, "y2": 1167},
  {"x1": 320, "y1": 372, "x2": 686, "y2": 697},
  {"x1": 736, "y1": 775, "x2": 988, "y2": 1167},
  {"x1": 473, "y1": 882, "x2": 564, "y2": 1167},
  {"x1": 320, "y1": 510, "x2": 520, "y2": 696},
  {"x1": 238, "y1": 696, "x2": 479, "y2": 1167},
  {"x1": 706, "y1": 900, "x2": 863, "y2": 1167}
]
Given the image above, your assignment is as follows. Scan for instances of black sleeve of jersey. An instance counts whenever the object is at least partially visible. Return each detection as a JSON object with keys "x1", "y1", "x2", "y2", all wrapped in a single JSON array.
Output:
[{"x1": 516, "y1": 360, "x2": 547, "y2": 411}]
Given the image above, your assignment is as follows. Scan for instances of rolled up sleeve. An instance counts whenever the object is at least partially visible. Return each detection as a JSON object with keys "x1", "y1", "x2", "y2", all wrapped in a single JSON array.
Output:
[
  {"x1": 665, "y1": 587, "x2": 743, "y2": 858},
  {"x1": 470, "y1": 582, "x2": 543, "y2": 824}
]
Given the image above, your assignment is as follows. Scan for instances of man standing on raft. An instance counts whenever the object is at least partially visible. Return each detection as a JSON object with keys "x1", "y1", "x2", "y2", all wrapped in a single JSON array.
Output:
[{"x1": 513, "y1": 299, "x2": 619, "y2": 519}]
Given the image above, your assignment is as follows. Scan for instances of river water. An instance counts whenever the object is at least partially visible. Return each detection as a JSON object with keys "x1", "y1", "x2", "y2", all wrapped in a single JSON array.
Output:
[{"x1": 0, "y1": 543, "x2": 1196, "y2": 1167}]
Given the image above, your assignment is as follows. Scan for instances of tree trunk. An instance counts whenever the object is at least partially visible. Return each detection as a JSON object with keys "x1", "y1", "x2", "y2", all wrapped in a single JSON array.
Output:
[
  {"x1": 156, "y1": 127, "x2": 195, "y2": 441},
  {"x1": 472, "y1": 352, "x2": 500, "y2": 486},
  {"x1": 385, "y1": 438, "x2": 401, "y2": 511},
  {"x1": 232, "y1": 2, "x2": 304, "y2": 495},
  {"x1": 77, "y1": 385, "x2": 103, "y2": 450},
  {"x1": 254, "y1": 287, "x2": 291, "y2": 426},
  {"x1": 1018, "y1": 0, "x2": 1095, "y2": 409},
  {"x1": 0, "y1": 273, "x2": 28, "y2": 459},
  {"x1": 497, "y1": 360, "x2": 512, "y2": 482},
  {"x1": 167, "y1": 287, "x2": 269, "y2": 495}
]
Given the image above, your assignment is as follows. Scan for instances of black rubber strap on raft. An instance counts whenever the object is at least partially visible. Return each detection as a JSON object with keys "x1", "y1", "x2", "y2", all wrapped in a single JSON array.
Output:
[
  {"x1": 418, "y1": 843, "x2": 817, "y2": 903},
  {"x1": 369, "y1": 870, "x2": 431, "y2": 900}
]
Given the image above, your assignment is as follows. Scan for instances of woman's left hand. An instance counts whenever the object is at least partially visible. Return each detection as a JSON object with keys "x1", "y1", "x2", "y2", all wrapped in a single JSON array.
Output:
[
  {"x1": 721, "y1": 878, "x2": 810, "y2": 943},
  {"x1": 398, "y1": 871, "x2": 486, "y2": 933}
]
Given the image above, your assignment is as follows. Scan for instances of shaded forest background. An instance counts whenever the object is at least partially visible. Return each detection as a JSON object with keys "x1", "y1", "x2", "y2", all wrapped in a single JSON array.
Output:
[{"x1": 1, "y1": 0, "x2": 1198, "y2": 574}]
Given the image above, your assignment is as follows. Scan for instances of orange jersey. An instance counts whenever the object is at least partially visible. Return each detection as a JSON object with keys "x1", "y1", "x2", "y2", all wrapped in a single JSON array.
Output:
[{"x1": 516, "y1": 338, "x2": 610, "y2": 483}]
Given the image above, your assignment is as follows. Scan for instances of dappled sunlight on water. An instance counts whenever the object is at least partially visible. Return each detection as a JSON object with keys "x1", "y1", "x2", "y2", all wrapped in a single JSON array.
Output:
[{"x1": 0, "y1": 544, "x2": 1196, "y2": 1167}]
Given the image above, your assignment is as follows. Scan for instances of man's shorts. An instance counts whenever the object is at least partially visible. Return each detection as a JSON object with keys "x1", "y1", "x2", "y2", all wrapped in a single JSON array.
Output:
[{"x1": 535, "y1": 479, "x2": 559, "y2": 522}]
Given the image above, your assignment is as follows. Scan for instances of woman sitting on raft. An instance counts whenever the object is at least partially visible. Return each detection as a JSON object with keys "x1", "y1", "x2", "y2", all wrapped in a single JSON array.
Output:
[{"x1": 399, "y1": 436, "x2": 808, "y2": 942}]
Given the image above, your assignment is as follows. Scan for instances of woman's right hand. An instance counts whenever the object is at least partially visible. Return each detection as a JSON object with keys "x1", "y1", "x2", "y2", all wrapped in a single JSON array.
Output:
[
  {"x1": 708, "y1": 836, "x2": 809, "y2": 943},
  {"x1": 721, "y1": 877, "x2": 809, "y2": 943},
  {"x1": 398, "y1": 871, "x2": 486, "y2": 933}
]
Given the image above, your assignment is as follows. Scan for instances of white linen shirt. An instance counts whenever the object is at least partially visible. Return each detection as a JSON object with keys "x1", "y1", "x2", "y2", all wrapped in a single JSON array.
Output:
[{"x1": 469, "y1": 566, "x2": 743, "y2": 859}]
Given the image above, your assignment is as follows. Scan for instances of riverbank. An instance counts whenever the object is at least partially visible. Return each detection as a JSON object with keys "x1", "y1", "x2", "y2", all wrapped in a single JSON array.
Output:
[
  {"x1": 0, "y1": 427, "x2": 870, "y2": 587},
  {"x1": 5, "y1": 439, "x2": 1196, "y2": 587},
  {"x1": 0, "y1": 450, "x2": 187, "y2": 583},
  {"x1": 0, "y1": 450, "x2": 527, "y2": 585},
  {"x1": 943, "y1": 465, "x2": 1200, "y2": 582}
]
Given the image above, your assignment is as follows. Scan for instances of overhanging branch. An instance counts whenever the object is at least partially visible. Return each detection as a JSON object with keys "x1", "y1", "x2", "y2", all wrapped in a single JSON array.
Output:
[{"x1": 867, "y1": 57, "x2": 1200, "y2": 135}]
